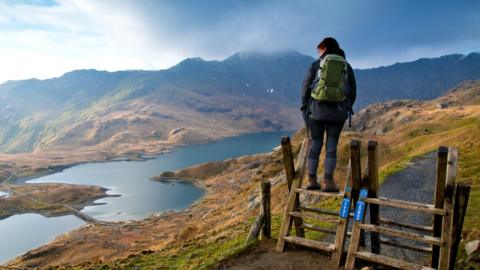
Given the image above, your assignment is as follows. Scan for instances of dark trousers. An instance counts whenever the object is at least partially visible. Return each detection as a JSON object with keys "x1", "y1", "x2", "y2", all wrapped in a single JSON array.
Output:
[{"x1": 307, "y1": 120, "x2": 345, "y2": 178}]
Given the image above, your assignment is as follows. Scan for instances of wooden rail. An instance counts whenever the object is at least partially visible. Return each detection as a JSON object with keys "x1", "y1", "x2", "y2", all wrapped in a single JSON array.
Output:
[{"x1": 364, "y1": 197, "x2": 445, "y2": 215}]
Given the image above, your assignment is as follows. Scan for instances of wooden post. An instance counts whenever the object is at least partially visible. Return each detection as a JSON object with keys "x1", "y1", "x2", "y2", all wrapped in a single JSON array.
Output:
[
  {"x1": 332, "y1": 160, "x2": 352, "y2": 267},
  {"x1": 449, "y1": 182, "x2": 470, "y2": 269},
  {"x1": 261, "y1": 180, "x2": 271, "y2": 239},
  {"x1": 245, "y1": 214, "x2": 264, "y2": 245},
  {"x1": 280, "y1": 136, "x2": 304, "y2": 237},
  {"x1": 359, "y1": 163, "x2": 370, "y2": 248},
  {"x1": 344, "y1": 140, "x2": 362, "y2": 269},
  {"x1": 350, "y1": 140, "x2": 362, "y2": 204},
  {"x1": 368, "y1": 140, "x2": 380, "y2": 254},
  {"x1": 281, "y1": 137, "x2": 295, "y2": 190},
  {"x1": 432, "y1": 146, "x2": 448, "y2": 268},
  {"x1": 438, "y1": 147, "x2": 457, "y2": 270}
]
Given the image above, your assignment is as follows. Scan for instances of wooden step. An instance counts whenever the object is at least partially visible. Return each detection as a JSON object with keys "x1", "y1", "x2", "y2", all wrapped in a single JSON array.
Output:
[
  {"x1": 294, "y1": 188, "x2": 344, "y2": 199},
  {"x1": 379, "y1": 217, "x2": 434, "y2": 232},
  {"x1": 284, "y1": 236, "x2": 335, "y2": 252},
  {"x1": 300, "y1": 223, "x2": 336, "y2": 234},
  {"x1": 364, "y1": 197, "x2": 445, "y2": 215},
  {"x1": 289, "y1": 211, "x2": 339, "y2": 224},
  {"x1": 354, "y1": 251, "x2": 434, "y2": 270},
  {"x1": 299, "y1": 206, "x2": 339, "y2": 216},
  {"x1": 359, "y1": 224, "x2": 442, "y2": 245},
  {"x1": 380, "y1": 237, "x2": 432, "y2": 254}
]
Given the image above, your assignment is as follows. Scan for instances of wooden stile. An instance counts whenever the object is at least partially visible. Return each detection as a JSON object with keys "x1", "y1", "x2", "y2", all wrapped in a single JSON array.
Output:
[
  {"x1": 276, "y1": 138, "x2": 360, "y2": 267},
  {"x1": 274, "y1": 139, "x2": 470, "y2": 270}
]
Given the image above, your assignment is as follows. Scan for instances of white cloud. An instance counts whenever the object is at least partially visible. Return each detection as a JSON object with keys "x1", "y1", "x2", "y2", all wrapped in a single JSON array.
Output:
[
  {"x1": 0, "y1": 0, "x2": 187, "y2": 83},
  {"x1": 0, "y1": 0, "x2": 478, "y2": 83}
]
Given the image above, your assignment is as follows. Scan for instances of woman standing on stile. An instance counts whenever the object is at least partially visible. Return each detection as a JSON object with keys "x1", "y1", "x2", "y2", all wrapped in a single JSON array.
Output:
[{"x1": 300, "y1": 37, "x2": 357, "y2": 192}]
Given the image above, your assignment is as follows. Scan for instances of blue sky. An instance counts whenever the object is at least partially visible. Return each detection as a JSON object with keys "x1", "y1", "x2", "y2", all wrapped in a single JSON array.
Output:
[{"x1": 0, "y1": 0, "x2": 479, "y2": 83}]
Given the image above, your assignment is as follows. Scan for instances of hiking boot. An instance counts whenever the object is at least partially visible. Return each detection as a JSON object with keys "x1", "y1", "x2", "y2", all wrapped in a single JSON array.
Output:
[
  {"x1": 321, "y1": 175, "x2": 339, "y2": 193},
  {"x1": 306, "y1": 175, "x2": 321, "y2": 190}
]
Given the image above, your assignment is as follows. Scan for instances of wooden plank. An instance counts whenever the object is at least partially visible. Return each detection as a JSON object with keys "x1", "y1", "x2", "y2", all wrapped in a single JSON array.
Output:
[
  {"x1": 284, "y1": 236, "x2": 335, "y2": 252},
  {"x1": 380, "y1": 237, "x2": 432, "y2": 254},
  {"x1": 294, "y1": 188, "x2": 344, "y2": 199},
  {"x1": 359, "y1": 163, "x2": 370, "y2": 248},
  {"x1": 432, "y1": 146, "x2": 448, "y2": 268},
  {"x1": 368, "y1": 140, "x2": 380, "y2": 254},
  {"x1": 359, "y1": 224, "x2": 441, "y2": 245},
  {"x1": 260, "y1": 180, "x2": 271, "y2": 239},
  {"x1": 438, "y1": 147, "x2": 458, "y2": 270},
  {"x1": 364, "y1": 197, "x2": 445, "y2": 215},
  {"x1": 300, "y1": 223, "x2": 336, "y2": 234},
  {"x1": 280, "y1": 136, "x2": 304, "y2": 237},
  {"x1": 289, "y1": 211, "x2": 339, "y2": 224},
  {"x1": 245, "y1": 214, "x2": 264, "y2": 245},
  {"x1": 332, "y1": 159, "x2": 354, "y2": 267},
  {"x1": 299, "y1": 206, "x2": 339, "y2": 216},
  {"x1": 449, "y1": 182, "x2": 470, "y2": 269},
  {"x1": 345, "y1": 142, "x2": 363, "y2": 270},
  {"x1": 379, "y1": 217, "x2": 434, "y2": 232},
  {"x1": 354, "y1": 251, "x2": 435, "y2": 270},
  {"x1": 345, "y1": 215, "x2": 362, "y2": 270},
  {"x1": 276, "y1": 138, "x2": 308, "y2": 252},
  {"x1": 350, "y1": 140, "x2": 362, "y2": 205}
]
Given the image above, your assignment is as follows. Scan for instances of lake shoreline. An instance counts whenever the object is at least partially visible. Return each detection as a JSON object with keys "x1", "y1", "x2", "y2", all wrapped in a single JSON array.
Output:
[
  {"x1": 11, "y1": 130, "x2": 293, "y2": 186},
  {"x1": 0, "y1": 183, "x2": 119, "y2": 221},
  {"x1": 1, "y1": 131, "x2": 291, "y2": 267}
]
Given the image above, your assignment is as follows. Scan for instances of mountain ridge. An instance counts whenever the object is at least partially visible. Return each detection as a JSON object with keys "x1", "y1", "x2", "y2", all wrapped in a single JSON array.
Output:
[
  {"x1": 0, "y1": 50, "x2": 479, "y2": 154},
  {"x1": 4, "y1": 50, "x2": 480, "y2": 86}
]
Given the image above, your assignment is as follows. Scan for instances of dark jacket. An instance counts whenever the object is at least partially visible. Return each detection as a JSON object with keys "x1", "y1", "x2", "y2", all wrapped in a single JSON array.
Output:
[{"x1": 301, "y1": 48, "x2": 356, "y2": 122}]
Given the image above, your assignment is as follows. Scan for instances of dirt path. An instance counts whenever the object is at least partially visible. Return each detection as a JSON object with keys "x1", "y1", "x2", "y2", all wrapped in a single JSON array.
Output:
[
  {"x1": 216, "y1": 240, "x2": 337, "y2": 270},
  {"x1": 371, "y1": 152, "x2": 437, "y2": 263}
]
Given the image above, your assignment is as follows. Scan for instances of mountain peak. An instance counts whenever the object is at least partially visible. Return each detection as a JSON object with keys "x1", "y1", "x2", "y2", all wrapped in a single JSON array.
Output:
[{"x1": 226, "y1": 49, "x2": 308, "y2": 61}]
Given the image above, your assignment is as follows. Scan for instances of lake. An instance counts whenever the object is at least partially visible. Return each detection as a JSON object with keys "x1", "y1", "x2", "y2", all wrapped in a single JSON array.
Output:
[{"x1": 0, "y1": 131, "x2": 291, "y2": 264}]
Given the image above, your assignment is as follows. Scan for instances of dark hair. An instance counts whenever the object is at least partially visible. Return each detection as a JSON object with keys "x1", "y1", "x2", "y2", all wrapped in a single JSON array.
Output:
[{"x1": 317, "y1": 37, "x2": 340, "y2": 50}]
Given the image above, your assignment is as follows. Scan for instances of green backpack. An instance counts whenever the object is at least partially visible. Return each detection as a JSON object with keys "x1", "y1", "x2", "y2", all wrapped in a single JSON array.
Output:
[{"x1": 311, "y1": 54, "x2": 347, "y2": 102}]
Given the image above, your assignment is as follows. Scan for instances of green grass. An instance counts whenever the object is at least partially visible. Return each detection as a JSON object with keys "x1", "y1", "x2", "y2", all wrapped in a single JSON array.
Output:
[{"x1": 75, "y1": 223, "x2": 255, "y2": 270}]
